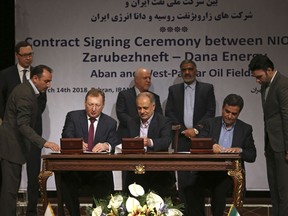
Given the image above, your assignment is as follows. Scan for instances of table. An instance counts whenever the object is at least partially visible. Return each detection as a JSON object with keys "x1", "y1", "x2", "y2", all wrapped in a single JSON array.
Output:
[{"x1": 39, "y1": 153, "x2": 244, "y2": 215}]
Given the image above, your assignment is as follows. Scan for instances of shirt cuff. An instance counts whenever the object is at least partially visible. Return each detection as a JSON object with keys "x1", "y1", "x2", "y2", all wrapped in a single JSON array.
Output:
[
  {"x1": 105, "y1": 142, "x2": 111, "y2": 152},
  {"x1": 149, "y1": 139, "x2": 154, "y2": 147}
]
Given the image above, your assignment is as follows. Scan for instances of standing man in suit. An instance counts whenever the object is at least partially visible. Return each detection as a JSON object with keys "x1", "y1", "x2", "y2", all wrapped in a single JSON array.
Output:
[
  {"x1": 124, "y1": 92, "x2": 176, "y2": 199},
  {"x1": 61, "y1": 88, "x2": 118, "y2": 216},
  {"x1": 183, "y1": 94, "x2": 256, "y2": 216},
  {"x1": 116, "y1": 68, "x2": 163, "y2": 140},
  {"x1": 0, "y1": 65, "x2": 59, "y2": 216},
  {"x1": 0, "y1": 41, "x2": 47, "y2": 216},
  {"x1": 165, "y1": 59, "x2": 216, "y2": 203},
  {"x1": 249, "y1": 54, "x2": 288, "y2": 216}
]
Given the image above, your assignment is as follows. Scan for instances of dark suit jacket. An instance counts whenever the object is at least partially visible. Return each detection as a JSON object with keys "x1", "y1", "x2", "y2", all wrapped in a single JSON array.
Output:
[
  {"x1": 116, "y1": 87, "x2": 163, "y2": 140},
  {"x1": 0, "y1": 81, "x2": 46, "y2": 165},
  {"x1": 125, "y1": 113, "x2": 175, "y2": 197},
  {"x1": 0, "y1": 65, "x2": 21, "y2": 118},
  {"x1": 0, "y1": 65, "x2": 46, "y2": 134},
  {"x1": 61, "y1": 110, "x2": 118, "y2": 210},
  {"x1": 200, "y1": 116, "x2": 256, "y2": 163},
  {"x1": 126, "y1": 112, "x2": 172, "y2": 152},
  {"x1": 61, "y1": 110, "x2": 118, "y2": 150},
  {"x1": 165, "y1": 81, "x2": 216, "y2": 151},
  {"x1": 261, "y1": 72, "x2": 288, "y2": 152}
]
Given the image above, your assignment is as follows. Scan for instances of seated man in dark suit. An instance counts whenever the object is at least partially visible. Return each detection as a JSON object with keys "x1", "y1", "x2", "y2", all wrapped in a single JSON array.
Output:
[
  {"x1": 116, "y1": 67, "x2": 163, "y2": 140},
  {"x1": 183, "y1": 94, "x2": 257, "y2": 216},
  {"x1": 116, "y1": 67, "x2": 163, "y2": 188},
  {"x1": 123, "y1": 92, "x2": 176, "y2": 199},
  {"x1": 61, "y1": 88, "x2": 118, "y2": 216}
]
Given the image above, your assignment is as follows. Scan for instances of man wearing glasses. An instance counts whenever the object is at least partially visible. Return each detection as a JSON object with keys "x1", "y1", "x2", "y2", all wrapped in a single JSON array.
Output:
[{"x1": 0, "y1": 41, "x2": 46, "y2": 216}]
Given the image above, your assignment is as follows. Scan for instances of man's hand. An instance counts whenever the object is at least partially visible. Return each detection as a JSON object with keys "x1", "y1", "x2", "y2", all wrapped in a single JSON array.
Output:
[
  {"x1": 285, "y1": 152, "x2": 288, "y2": 161},
  {"x1": 82, "y1": 142, "x2": 88, "y2": 151},
  {"x1": 181, "y1": 128, "x2": 197, "y2": 139},
  {"x1": 44, "y1": 141, "x2": 60, "y2": 152},
  {"x1": 92, "y1": 143, "x2": 109, "y2": 152},
  {"x1": 223, "y1": 147, "x2": 242, "y2": 153},
  {"x1": 143, "y1": 137, "x2": 152, "y2": 147},
  {"x1": 212, "y1": 144, "x2": 223, "y2": 154},
  {"x1": 213, "y1": 144, "x2": 242, "y2": 154}
]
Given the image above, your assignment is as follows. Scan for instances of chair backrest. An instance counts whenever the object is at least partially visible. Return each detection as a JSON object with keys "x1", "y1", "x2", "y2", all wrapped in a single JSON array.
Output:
[{"x1": 172, "y1": 124, "x2": 181, "y2": 153}]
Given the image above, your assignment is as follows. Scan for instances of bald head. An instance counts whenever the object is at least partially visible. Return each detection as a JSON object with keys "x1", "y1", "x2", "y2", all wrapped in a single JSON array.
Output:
[{"x1": 134, "y1": 68, "x2": 151, "y2": 92}]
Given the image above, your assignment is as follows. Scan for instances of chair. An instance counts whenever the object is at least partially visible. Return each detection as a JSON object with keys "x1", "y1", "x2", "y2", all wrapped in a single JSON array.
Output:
[{"x1": 172, "y1": 124, "x2": 181, "y2": 153}]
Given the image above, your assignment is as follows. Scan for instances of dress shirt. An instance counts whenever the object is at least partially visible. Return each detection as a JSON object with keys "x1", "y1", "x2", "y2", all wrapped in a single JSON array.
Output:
[
  {"x1": 184, "y1": 81, "x2": 196, "y2": 128},
  {"x1": 17, "y1": 64, "x2": 30, "y2": 82},
  {"x1": 264, "y1": 70, "x2": 277, "y2": 101},
  {"x1": 87, "y1": 114, "x2": 111, "y2": 152},
  {"x1": 218, "y1": 120, "x2": 235, "y2": 149},
  {"x1": 28, "y1": 80, "x2": 40, "y2": 95},
  {"x1": 134, "y1": 86, "x2": 141, "y2": 95},
  {"x1": 140, "y1": 114, "x2": 154, "y2": 147}
]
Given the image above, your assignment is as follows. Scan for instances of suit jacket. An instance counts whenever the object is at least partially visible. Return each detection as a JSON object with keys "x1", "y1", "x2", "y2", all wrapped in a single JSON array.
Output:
[
  {"x1": 125, "y1": 113, "x2": 175, "y2": 197},
  {"x1": 126, "y1": 112, "x2": 172, "y2": 152},
  {"x1": 0, "y1": 65, "x2": 21, "y2": 118},
  {"x1": 61, "y1": 110, "x2": 118, "y2": 150},
  {"x1": 165, "y1": 81, "x2": 216, "y2": 151},
  {"x1": 0, "y1": 81, "x2": 46, "y2": 164},
  {"x1": 0, "y1": 65, "x2": 46, "y2": 134},
  {"x1": 116, "y1": 87, "x2": 163, "y2": 139},
  {"x1": 200, "y1": 116, "x2": 256, "y2": 163},
  {"x1": 261, "y1": 72, "x2": 288, "y2": 152}
]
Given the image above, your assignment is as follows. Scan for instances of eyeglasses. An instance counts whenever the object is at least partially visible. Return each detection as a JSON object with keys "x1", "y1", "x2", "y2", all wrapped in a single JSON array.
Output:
[{"x1": 17, "y1": 52, "x2": 34, "y2": 58}]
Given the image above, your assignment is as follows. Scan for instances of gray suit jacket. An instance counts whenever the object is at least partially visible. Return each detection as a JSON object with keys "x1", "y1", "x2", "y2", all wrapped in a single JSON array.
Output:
[
  {"x1": 261, "y1": 72, "x2": 288, "y2": 152},
  {"x1": 0, "y1": 81, "x2": 46, "y2": 164},
  {"x1": 0, "y1": 65, "x2": 47, "y2": 134}
]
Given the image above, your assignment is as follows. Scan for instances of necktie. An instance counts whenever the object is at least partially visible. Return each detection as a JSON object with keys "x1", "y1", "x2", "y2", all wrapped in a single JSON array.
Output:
[
  {"x1": 88, "y1": 118, "x2": 96, "y2": 151},
  {"x1": 264, "y1": 84, "x2": 270, "y2": 102},
  {"x1": 22, "y1": 69, "x2": 28, "y2": 82}
]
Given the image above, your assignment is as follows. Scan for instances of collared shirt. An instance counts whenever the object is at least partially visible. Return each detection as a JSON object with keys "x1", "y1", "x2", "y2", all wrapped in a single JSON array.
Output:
[
  {"x1": 28, "y1": 80, "x2": 39, "y2": 95},
  {"x1": 218, "y1": 120, "x2": 235, "y2": 149},
  {"x1": 140, "y1": 114, "x2": 154, "y2": 147},
  {"x1": 17, "y1": 64, "x2": 30, "y2": 82},
  {"x1": 87, "y1": 115, "x2": 100, "y2": 133},
  {"x1": 134, "y1": 86, "x2": 141, "y2": 95},
  {"x1": 87, "y1": 114, "x2": 111, "y2": 152},
  {"x1": 265, "y1": 70, "x2": 277, "y2": 101},
  {"x1": 270, "y1": 70, "x2": 277, "y2": 84},
  {"x1": 184, "y1": 81, "x2": 196, "y2": 128}
]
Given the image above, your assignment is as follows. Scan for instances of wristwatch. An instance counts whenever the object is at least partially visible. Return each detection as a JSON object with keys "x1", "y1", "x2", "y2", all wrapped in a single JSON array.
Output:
[{"x1": 193, "y1": 128, "x2": 199, "y2": 135}]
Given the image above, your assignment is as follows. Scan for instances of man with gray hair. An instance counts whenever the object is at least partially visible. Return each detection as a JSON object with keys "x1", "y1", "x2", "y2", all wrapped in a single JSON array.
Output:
[
  {"x1": 116, "y1": 68, "x2": 163, "y2": 188},
  {"x1": 124, "y1": 92, "x2": 176, "y2": 199},
  {"x1": 116, "y1": 68, "x2": 163, "y2": 140}
]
